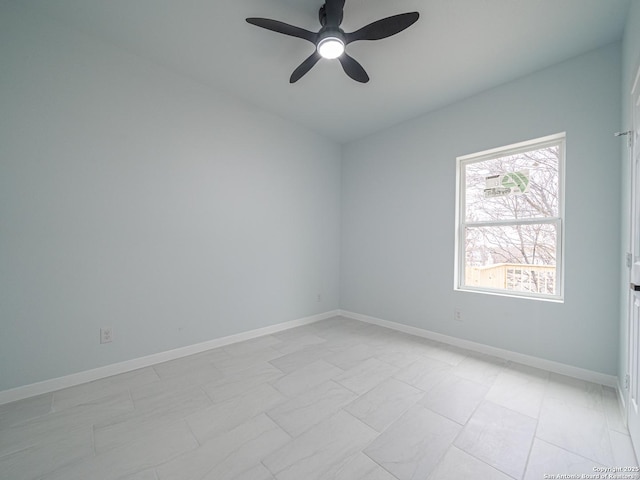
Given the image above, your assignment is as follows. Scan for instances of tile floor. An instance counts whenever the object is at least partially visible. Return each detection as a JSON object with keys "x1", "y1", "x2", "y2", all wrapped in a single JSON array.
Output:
[{"x1": 0, "y1": 316, "x2": 637, "y2": 480}]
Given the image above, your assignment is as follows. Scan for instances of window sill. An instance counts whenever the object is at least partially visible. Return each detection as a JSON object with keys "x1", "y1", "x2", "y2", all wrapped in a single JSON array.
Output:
[{"x1": 454, "y1": 286, "x2": 564, "y2": 303}]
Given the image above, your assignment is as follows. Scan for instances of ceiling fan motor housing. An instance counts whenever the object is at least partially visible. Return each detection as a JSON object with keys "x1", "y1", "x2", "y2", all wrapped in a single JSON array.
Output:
[
  {"x1": 317, "y1": 27, "x2": 345, "y2": 45},
  {"x1": 319, "y1": 3, "x2": 344, "y2": 27}
]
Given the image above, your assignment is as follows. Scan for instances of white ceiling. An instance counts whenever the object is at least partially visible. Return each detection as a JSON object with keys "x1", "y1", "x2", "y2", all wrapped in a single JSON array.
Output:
[{"x1": 20, "y1": 0, "x2": 630, "y2": 143}]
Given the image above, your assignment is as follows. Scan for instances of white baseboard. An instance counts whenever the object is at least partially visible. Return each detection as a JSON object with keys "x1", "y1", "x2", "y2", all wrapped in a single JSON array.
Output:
[
  {"x1": 339, "y1": 309, "x2": 618, "y2": 388},
  {"x1": 1, "y1": 308, "x2": 620, "y2": 406},
  {"x1": 0, "y1": 310, "x2": 339, "y2": 406}
]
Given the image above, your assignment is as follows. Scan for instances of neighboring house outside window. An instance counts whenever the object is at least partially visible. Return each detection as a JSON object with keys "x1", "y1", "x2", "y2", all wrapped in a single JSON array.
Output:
[{"x1": 455, "y1": 133, "x2": 565, "y2": 301}]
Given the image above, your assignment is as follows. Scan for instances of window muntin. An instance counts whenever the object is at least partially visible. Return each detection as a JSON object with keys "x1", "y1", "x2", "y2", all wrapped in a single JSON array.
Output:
[{"x1": 455, "y1": 133, "x2": 564, "y2": 301}]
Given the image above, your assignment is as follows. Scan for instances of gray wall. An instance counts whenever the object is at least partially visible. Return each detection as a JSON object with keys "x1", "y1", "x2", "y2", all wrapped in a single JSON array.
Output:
[
  {"x1": 341, "y1": 44, "x2": 622, "y2": 375},
  {"x1": 619, "y1": 0, "x2": 640, "y2": 401},
  {"x1": 0, "y1": 4, "x2": 341, "y2": 391}
]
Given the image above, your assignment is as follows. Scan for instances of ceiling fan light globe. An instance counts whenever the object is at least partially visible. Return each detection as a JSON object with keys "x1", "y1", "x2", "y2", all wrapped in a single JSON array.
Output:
[{"x1": 317, "y1": 37, "x2": 345, "y2": 59}]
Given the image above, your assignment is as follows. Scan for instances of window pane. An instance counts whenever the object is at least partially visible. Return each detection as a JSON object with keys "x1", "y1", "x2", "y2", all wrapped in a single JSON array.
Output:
[
  {"x1": 464, "y1": 144, "x2": 559, "y2": 222},
  {"x1": 464, "y1": 223, "x2": 557, "y2": 295}
]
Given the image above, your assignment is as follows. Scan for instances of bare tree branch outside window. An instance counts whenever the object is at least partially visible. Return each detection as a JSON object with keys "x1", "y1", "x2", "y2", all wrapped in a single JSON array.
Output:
[{"x1": 460, "y1": 141, "x2": 561, "y2": 296}]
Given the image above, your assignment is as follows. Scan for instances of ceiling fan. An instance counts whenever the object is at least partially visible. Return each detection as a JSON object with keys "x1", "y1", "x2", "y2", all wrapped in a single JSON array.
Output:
[{"x1": 246, "y1": 0, "x2": 419, "y2": 83}]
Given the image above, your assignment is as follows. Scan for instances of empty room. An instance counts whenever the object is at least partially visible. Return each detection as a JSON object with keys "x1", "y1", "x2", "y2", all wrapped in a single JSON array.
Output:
[{"x1": 2, "y1": 0, "x2": 640, "y2": 479}]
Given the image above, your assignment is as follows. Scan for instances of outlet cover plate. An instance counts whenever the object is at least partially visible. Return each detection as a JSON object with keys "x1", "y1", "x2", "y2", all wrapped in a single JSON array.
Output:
[{"x1": 100, "y1": 327, "x2": 113, "y2": 344}]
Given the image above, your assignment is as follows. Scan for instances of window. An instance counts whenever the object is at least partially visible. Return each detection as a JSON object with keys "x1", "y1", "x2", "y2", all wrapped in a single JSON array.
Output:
[{"x1": 454, "y1": 133, "x2": 565, "y2": 301}]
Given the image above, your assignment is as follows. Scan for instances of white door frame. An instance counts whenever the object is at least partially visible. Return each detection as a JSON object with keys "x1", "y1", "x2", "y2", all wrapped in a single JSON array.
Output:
[{"x1": 627, "y1": 64, "x2": 640, "y2": 459}]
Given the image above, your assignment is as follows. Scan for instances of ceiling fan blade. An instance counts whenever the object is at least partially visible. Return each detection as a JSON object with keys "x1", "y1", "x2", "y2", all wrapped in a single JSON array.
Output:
[
  {"x1": 338, "y1": 53, "x2": 369, "y2": 83},
  {"x1": 246, "y1": 18, "x2": 317, "y2": 43},
  {"x1": 290, "y1": 51, "x2": 322, "y2": 83},
  {"x1": 324, "y1": 0, "x2": 345, "y2": 27},
  {"x1": 345, "y1": 12, "x2": 419, "y2": 44}
]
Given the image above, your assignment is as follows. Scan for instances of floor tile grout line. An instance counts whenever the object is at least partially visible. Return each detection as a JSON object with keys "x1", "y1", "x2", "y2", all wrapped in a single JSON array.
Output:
[
  {"x1": 602, "y1": 423, "x2": 617, "y2": 467},
  {"x1": 534, "y1": 375, "x2": 616, "y2": 468},
  {"x1": 260, "y1": 459, "x2": 275, "y2": 478},
  {"x1": 429, "y1": 444, "x2": 520, "y2": 480},
  {"x1": 48, "y1": 392, "x2": 55, "y2": 415},
  {"x1": 182, "y1": 416, "x2": 202, "y2": 448},
  {"x1": 50, "y1": 390, "x2": 59, "y2": 413},
  {"x1": 445, "y1": 385, "x2": 539, "y2": 480},
  {"x1": 450, "y1": 439, "x2": 521, "y2": 480},
  {"x1": 361, "y1": 448, "x2": 402, "y2": 480},
  {"x1": 479, "y1": 397, "x2": 539, "y2": 423},
  {"x1": 126, "y1": 387, "x2": 135, "y2": 412},
  {"x1": 521, "y1": 395, "x2": 543, "y2": 480},
  {"x1": 90, "y1": 422, "x2": 97, "y2": 458},
  {"x1": 535, "y1": 436, "x2": 612, "y2": 468}
]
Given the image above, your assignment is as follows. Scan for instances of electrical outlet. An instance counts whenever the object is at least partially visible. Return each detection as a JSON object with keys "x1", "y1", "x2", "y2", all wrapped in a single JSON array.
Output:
[
  {"x1": 100, "y1": 327, "x2": 113, "y2": 344},
  {"x1": 317, "y1": 293, "x2": 322, "y2": 302},
  {"x1": 454, "y1": 309, "x2": 462, "y2": 322}
]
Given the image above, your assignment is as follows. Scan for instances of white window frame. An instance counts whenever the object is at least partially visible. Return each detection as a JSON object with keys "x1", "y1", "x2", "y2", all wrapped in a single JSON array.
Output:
[{"x1": 454, "y1": 133, "x2": 565, "y2": 302}]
